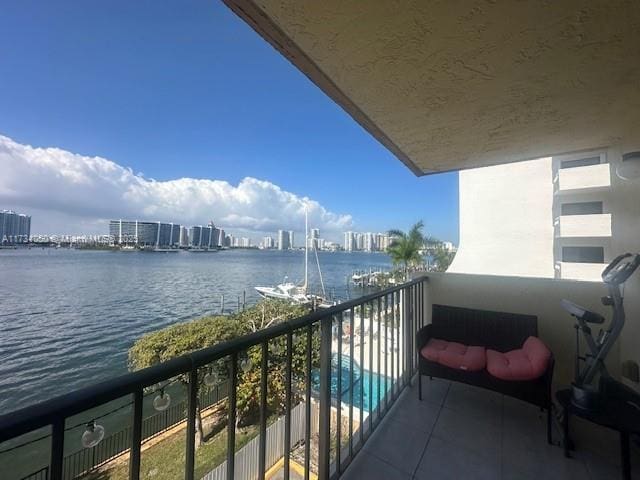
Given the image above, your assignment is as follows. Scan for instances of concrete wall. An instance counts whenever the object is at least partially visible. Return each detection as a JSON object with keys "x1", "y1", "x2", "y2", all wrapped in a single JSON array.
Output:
[
  {"x1": 449, "y1": 157, "x2": 555, "y2": 278},
  {"x1": 237, "y1": 0, "x2": 640, "y2": 174},
  {"x1": 608, "y1": 146, "x2": 640, "y2": 390},
  {"x1": 557, "y1": 163, "x2": 611, "y2": 192},
  {"x1": 557, "y1": 213, "x2": 612, "y2": 238}
]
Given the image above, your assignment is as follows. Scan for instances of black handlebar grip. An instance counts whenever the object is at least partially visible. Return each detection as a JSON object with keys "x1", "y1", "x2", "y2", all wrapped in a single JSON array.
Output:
[{"x1": 602, "y1": 253, "x2": 632, "y2": 282}]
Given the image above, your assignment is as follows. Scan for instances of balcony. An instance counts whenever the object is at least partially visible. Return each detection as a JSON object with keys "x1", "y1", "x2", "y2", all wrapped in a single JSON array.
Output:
[
  {"x1": 2, "y1": 275, "x2": 637, "y2": 480},
  {"x1": 342, "y1": 380, "x2": 618, "y2": 480},
  {"x1": 555, "y1": 262, "x2": 607, "y2": 282},
  {"x1": 555, "y1": 214, "x2": 612, "y2": 238},
  {"x1": 555, "y1": 164, "x2": 611, "y2": 194}
]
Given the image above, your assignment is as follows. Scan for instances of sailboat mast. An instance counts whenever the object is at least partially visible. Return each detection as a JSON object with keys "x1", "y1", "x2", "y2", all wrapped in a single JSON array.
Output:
[{"x1": 303, "y1": 208, "x2": 308, "y2": 293}]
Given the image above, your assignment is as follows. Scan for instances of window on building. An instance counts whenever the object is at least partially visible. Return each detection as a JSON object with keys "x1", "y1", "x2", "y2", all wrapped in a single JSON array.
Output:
[
  {"x1": 562, "y1": 246, "x2": 605, "y2": 263},
  {"x1": 561, "y1": 201, "x2": 603, "y2": 216},
  {"x1": 560, "y1": 156, "x2": 601, "y2": 169}
]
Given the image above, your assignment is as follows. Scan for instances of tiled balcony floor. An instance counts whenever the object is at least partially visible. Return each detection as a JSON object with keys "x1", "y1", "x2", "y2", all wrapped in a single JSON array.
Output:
[{"x1": 341, "y1": 378, "x2": 639, "y2": 480}]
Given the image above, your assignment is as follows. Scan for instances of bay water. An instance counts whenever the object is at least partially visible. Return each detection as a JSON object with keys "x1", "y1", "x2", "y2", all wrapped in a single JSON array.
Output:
[{"x1": 0, "y1": 248, "x2": 392, "y2": 415}]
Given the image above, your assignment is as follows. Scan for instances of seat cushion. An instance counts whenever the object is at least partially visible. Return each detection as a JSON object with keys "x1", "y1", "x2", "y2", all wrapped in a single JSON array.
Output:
[
  {"x1": 420, "y1": 338, "x2": 486, "y2": 372},
  {"x1": 486, "y1": 336, "x2": 551, "y2": 381}
]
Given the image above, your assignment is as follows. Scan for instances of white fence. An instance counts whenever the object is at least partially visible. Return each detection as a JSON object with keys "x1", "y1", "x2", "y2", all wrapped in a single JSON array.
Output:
[{"x1": 202, "y1": 402, "x2": 319, "y2": 480}]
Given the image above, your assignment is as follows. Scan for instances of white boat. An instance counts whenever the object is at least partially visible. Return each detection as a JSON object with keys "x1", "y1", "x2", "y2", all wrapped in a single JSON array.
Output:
[
  {"x1": 255, "y1": 208, "x2": 331, "y2": 306},
  {"x1": 255, "y1": 278, "x2": 311, "y2": 304}
]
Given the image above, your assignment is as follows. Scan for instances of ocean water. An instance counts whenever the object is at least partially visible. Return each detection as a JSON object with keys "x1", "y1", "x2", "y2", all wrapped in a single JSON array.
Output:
[{"x1": 0, "y1": 248, "x2": 392, "y2": 415}]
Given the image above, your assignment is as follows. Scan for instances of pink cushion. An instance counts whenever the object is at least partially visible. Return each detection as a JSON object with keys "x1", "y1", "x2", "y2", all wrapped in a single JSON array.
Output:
[
  {"x1": 486, "y1": 336, "x2": 551, "y2": 381},
  {"x1": 420, "y1": 338, "x2": 486, "y2": 372}
]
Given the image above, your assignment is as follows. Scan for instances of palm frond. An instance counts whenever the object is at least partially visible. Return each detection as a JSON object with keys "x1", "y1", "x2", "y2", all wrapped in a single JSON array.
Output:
[{"x1": 387, "y1": 229, "x2": 406, "y2": 239}]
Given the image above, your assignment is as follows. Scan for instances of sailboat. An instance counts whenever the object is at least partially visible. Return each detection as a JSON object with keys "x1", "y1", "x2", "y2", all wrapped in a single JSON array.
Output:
[
  {"x1": 255, "y1": 209, "x2": 333, "y2": 307},
  {"x1": 254, "y1": 278, "x2": 311, "y2": 304}
]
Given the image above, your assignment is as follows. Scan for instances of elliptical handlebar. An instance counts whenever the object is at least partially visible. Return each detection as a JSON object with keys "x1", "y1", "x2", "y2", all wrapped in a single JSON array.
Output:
[{"x1": 602, "y1": 253, "x2": 640, "y2": 285}]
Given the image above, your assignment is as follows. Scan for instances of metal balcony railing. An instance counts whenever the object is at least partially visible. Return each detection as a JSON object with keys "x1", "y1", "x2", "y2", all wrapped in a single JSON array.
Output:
[{"x1": 0, "y1": 276, "x2": 428, "y2": 480}]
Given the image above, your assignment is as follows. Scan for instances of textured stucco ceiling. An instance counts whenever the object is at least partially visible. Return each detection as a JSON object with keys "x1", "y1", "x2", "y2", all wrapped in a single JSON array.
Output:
[{"x1": 225, "y1": 0, "x2": 640, "y2": 175}]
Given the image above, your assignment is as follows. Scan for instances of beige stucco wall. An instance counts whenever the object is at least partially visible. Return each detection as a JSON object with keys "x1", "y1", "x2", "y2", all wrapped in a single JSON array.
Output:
[
  {"x1": 449, "y1": 157, "x2": 555, "y2": 278},
  {"x1": 244, "y1": 0, "x2": 640, "y2": 174}
]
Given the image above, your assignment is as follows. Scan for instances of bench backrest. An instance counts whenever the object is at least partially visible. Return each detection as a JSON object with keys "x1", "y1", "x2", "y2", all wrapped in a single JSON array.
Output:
[{"x1": 431, "y1": 304, "x2": 538, "y2": 352}]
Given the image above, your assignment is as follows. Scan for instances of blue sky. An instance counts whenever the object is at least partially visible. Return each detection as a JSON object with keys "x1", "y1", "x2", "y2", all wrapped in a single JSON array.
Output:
[{"x1": 0, "y1": 1, "x2": 458, "y2": 243}]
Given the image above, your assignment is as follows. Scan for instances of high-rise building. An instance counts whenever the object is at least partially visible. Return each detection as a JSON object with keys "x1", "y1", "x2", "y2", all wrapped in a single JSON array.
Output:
[
  {"x1": 278, "y1": 230, "x2": 290, "y2": 250},
  {"x1": 188, "y1": 225, "x2": 218, "y2": 249},
  {"x1": 342, "y1": 230, "x2": 391, "y2": 252},
  {"x1": 0, "y1": 210, "x2": 31, "y2": 244},
  {"x1": 288, "y1": 230, "x2": 294, "y2": 249},
  {"x1": 364, "y1": 232, "x2": 376, "y2": 252},
  {"x1": 344, "y1": 231, "x2": 355, "y2": 251},
  {"x1": 108, "y1": 220, "x2": 180, "y2": 247},
  {"x1": 262, "y1": 236, "x2": 274, "y2": 249},
  {"x1": 179, "y1": 226, "x2": 189, "y2": 247},
  {"x1": 376, "y1": 233, "x2": 390, "y2": 252},
  {"x1": 309, "y1": 228, "x2": 320, "y2": 249},
  {"x1": 208, "y1": 222, "x2": 221, "y2": 249}
]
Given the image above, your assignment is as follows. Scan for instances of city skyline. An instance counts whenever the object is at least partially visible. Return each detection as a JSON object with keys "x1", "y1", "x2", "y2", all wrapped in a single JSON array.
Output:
[
  {"x1": 5, "y1": 209, "x2": 456, "y2": 251},
  {"x1": 0, "y1": 1, "x2": 459, "y2": 245}
]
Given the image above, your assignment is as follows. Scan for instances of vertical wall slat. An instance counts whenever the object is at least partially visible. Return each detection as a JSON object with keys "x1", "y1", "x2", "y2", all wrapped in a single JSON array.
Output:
[
  {"x1": 318, "y1": 317, "x2": 332, "y2": 480},
  {"x1": 258, "y1": 343, "x2": 268, "y2": 480},
  {"x1": 129, "y1": 388, "x2": 143, "y2": 480},
  {"x1": 359, "y1": 304, "x2": 365, "y2": 446},
  {"x1": 185, "y1": 368, "x2": 198, "y2": 480},
  {"x1": 336, "y1": 313, "x2": 342, "y2": 473},
  {"x1": 304, "y1": 325, "x2": 312, "y2": 480},
  {"x1": 227, "y1": 353, "x2": 237, "y2": 480},
  {"x1": 284, "y1": 332, "x2": 292, "y2": 480},
  {"x1": 348, "y1": 307, "x2": 354, "y2": 459},
  {"x1": 49, "y1": 417, "x2": 64, "y2": 480}
]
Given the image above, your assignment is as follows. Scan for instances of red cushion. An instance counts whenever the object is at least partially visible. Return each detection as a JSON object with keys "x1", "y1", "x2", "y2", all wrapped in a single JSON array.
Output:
[
  {"x1": 420, "y1": 338, "x2": 486, "y2": 372},
  {"x1": 486, "y1": 336, "x2": 551, "y2": 381}
]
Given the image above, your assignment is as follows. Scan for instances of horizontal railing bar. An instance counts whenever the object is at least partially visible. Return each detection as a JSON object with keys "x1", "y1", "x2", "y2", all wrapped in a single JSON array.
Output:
[{"x1": 0, "y1": 276, "x2": 427, "y2": 443}]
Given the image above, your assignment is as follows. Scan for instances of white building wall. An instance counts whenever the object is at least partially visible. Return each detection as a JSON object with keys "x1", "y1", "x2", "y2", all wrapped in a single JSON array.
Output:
[
  {"x1": 449, "y1": 157, "x2": 555, "y2": 278},
  {"x1": 447, "y1": 146, "x2": 640, "y2": 392}
]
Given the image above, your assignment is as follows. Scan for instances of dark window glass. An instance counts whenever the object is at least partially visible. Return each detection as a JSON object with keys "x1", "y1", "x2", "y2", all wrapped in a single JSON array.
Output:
[
  {"x1": 560, "y1": 156, "x2": 601, "y2": 169},
  {"x1": 562, "y1": 246, "x2": 604, "y2": 263},
  {"x1": 561, "y1": 202, "x2": 603, "y2": 215}
]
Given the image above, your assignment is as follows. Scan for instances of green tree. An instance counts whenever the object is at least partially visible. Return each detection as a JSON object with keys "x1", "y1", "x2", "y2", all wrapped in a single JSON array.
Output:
[
  {"x1": 431, "y1": 245, "x2": 456, "y2": 272},
  {"x1": 387, "y1": 221, "x2": 426, "y2": 280},
  {"x1": 128, "y1": 299, "x2": 313, "y2": 445}
]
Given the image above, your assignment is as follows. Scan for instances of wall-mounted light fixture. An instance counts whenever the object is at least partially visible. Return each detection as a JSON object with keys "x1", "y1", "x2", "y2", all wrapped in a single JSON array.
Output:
[{"x1": 616, "y1": 151, "x2": 640, "y2": 180}]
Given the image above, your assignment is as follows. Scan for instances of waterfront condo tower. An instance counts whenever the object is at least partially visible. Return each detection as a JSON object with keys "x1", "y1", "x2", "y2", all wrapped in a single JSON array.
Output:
[
  {"x1": 108, "y1": 220, "x2": 180, "y2": 248},
  {"x1": 0, "y1": 210, "x2": 31, "y2": 244}
]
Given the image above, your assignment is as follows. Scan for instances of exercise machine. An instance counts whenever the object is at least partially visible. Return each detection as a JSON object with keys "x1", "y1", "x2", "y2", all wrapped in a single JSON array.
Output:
[{"x1": 561, "y1": 253, "x2": 640, "y2": 411}]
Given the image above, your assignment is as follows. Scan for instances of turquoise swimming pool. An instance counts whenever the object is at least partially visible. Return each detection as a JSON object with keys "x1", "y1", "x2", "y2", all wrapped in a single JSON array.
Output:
[{"x1": 311, "y1": 356, "x2": 393, "y2": 412}]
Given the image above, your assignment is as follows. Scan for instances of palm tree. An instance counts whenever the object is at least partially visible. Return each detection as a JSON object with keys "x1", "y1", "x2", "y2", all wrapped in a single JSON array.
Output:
[
  {"x1": 431, "y1": 245, "x2": 456, "y2": 272},
  {"x1": 387, "y1": 221, "x2": 426, "y2": 280}
]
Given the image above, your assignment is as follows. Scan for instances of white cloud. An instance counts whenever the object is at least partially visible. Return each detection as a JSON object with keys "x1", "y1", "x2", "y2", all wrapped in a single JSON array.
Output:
[{"x1": 0, "y1": 135, "x2": 353, "y2": 236}]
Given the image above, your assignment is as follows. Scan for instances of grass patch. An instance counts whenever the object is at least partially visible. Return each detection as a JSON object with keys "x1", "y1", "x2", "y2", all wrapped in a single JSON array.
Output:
[{"x1": 83, "y1": 425, "x2": 259, "y2": 480}]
